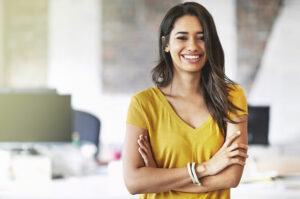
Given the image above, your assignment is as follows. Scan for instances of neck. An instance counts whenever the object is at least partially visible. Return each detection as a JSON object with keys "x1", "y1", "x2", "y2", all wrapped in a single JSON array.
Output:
[{"x1": 166, "y1": 70, "x2": 202, "y2": 97}]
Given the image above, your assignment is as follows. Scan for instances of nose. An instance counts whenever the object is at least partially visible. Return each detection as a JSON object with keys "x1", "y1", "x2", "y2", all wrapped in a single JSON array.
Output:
[{"x1": 187, "y1": 39, "x2": 199, "y2": 52}]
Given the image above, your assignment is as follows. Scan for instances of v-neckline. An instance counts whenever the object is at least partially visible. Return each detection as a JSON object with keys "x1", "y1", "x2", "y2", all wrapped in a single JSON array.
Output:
[{"x1": 153, "y1": 85, "x2": 212, "y2": 131}]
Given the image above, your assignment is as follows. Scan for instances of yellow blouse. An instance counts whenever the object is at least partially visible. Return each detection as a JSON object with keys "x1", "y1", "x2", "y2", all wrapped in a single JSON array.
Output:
[{"x1": 126, "y1": 84, "x2": 248, "y2": 199}]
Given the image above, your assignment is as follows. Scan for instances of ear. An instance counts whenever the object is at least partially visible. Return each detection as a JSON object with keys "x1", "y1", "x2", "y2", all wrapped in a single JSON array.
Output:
[
  {"x1": 162, "y1": 36, "x2": 170, "y2": 53},
  {"x1": 165, "y1": 45, "x2": 170, "y2": 53}
]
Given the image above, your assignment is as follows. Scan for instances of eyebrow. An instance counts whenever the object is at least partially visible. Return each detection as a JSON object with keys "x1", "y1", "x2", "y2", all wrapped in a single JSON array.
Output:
[{"x1": 175, "y1": 31, "x2": 204, "y2": 35}]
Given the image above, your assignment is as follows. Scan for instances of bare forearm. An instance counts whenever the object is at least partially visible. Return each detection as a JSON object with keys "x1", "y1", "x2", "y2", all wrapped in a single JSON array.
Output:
[
  {"x1": 125, "y1": 162, "x2": 211, "y2": 194},
  {"x1": 125, "y1": 166, "x2": 191, "y2": 194},
  {"x1": 174, "y1": 165, "x2": 244, "y2": 193}
]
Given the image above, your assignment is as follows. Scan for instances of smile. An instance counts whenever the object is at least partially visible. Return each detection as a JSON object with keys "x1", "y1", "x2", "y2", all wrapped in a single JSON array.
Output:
[{"x1": 181, "y1": 54, "x2": 203, "y2": 62}]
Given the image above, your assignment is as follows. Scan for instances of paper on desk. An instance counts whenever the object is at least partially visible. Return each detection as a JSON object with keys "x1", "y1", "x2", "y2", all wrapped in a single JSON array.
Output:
[
  {"x1": 241, "y1": 155, "x2": 278, "y2": 183},
  {"x1": 0, "y1": 150, "x2": 11, "y2": 181},
  {"x1": 241, "y1": 170, "x2": 278, "y2": 183}
]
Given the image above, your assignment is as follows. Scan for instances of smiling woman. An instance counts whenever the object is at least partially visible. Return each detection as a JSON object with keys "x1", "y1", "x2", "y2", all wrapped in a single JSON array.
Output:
[
  {"x1": 164, "y1": 15, "x2": 207, "y2": 74},
  {"x1": 123, "y1": 2, "x2": 248, "y2": 199}
]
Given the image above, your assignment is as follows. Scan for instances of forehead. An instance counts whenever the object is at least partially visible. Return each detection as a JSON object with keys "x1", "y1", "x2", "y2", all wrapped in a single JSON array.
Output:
[{"x1": 171, "y1": 15, "x2": 203, "y2": 34}]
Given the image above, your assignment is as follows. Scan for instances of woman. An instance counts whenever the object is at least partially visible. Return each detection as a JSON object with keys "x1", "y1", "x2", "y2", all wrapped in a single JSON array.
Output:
[{"x1": 123, "y1": 2, "x2": 248, "y2": 199}]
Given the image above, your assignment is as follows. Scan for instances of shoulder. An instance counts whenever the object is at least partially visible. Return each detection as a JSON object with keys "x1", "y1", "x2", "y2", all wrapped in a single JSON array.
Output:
[
  {"x1": 227, "y1": 83, "x2": 244, "y2": 93},
  {"x1": 227, "y1": 84, "x2": 246, "y2": 99},
  {"x1": 132, "y1": 87, "x2": 155, "y2": 99},
  {"x1": 127, "y1": 88, "x2": 156, "y2": 130},
  {"x1": 130, "y1": 87, "x2": 157, "y2": 107},
  {"x1": 226, "y1": 83, "x2": 248, "y2": 116}
]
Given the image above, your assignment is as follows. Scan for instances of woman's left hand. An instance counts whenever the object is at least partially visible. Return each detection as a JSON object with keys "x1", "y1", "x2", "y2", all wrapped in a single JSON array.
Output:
[{"x1": 137, "y1": 135, "x2": 157, "y2": 168}]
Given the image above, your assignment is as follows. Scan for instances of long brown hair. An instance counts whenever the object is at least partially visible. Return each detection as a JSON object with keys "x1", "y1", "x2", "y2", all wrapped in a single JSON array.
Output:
[{"x1": 152, "y1": 2, "x2": 243, "y2": 135}]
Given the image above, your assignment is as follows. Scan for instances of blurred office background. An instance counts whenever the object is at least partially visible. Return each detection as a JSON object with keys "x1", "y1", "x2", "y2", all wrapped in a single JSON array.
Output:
[{"x1": 0, "y1": 0, "x2": 300, "y2": 198}]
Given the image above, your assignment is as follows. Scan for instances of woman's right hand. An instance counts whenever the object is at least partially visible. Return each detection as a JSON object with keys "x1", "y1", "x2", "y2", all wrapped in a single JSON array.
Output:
[
  {"x1": 137, "y1": 134, "x2": 158, "y2": 168},
  {"x1": 201, "y1": 131, "x2": 248, "y2": 176}
]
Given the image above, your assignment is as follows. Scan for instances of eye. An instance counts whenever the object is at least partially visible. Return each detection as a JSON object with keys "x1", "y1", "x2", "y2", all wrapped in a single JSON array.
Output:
[
  {"x1": 176, "y1": 36, "x2": 188, "y2": 41},
  {"x1": 197, "y1": 36, "x2": 204, "y2": 41}
]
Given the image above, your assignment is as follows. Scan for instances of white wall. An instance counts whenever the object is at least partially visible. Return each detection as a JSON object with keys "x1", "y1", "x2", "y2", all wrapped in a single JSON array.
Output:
[
  {"x1": 249, "y1": 0, "x2": 300, "y2": 145},
  {"x1": 187, "y1": 0, "x2": 238, "y2": 80},
  {"x1": 48, "y1": 0, "x2": 102, "y2": 116},
  {"x1": 48, "y1": 0, "x2": 131, "y2": 158}
]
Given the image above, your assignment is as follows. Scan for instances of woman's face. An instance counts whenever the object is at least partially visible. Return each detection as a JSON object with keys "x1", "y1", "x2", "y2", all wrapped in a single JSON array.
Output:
[{"x1": 165, "y1": 15, "x2": 207, "y2": 74}]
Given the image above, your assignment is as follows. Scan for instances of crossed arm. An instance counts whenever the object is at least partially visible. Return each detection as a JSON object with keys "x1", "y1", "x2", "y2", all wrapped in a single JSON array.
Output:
[{"x1": 122, "y1": 115, "x2": 248, "y2": 194}]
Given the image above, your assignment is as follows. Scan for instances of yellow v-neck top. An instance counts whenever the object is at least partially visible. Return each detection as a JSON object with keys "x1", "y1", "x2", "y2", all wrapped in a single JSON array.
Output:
[{"x1": 126, "y1": 84, "x2": 248, "y2": 199}]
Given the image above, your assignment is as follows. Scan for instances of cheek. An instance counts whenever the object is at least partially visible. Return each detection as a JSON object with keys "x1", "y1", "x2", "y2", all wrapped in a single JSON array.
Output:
[
  {"x1": 169, "y1": 45, "x2": 182, "y2": 59},
  {"x1": 200, "y1": 42, "x2": 206, "y2": 51},
  {"x1": 170, "y1": 52, "x2": 182, "y2": 65}
]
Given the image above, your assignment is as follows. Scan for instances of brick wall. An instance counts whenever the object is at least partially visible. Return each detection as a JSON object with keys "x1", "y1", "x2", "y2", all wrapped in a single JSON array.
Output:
[{"x1": 102, "y1": 0, "x2": 180, "y2": 93}]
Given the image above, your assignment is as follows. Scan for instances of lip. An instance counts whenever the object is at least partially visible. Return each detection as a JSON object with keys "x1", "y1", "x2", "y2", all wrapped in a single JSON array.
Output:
[{"x1": 181, "y1": 54, "x2": 203, "y2": 63}]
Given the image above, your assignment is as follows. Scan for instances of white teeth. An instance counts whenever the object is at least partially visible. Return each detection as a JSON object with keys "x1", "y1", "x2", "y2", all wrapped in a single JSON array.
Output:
[{"x1": 183, "y1": 55, "x2": 200, "y2": 59}]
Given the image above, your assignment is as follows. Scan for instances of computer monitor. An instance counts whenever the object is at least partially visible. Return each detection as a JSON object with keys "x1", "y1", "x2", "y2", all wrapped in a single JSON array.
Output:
[
  {"x1": 247, "y1": 105, "x2": 270, "y2": 145},
  {"x1": 0, "y1": 93, "x2": 72, "y2": 142}
]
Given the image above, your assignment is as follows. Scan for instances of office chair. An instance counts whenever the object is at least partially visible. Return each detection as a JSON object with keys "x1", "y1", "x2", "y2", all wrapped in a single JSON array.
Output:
[
  {"x1": 247, "y1": 105, "x2": 270, "y2": 145},
  {"x1": 72, "y1": 110, "x2": 101, "y2": 157}
]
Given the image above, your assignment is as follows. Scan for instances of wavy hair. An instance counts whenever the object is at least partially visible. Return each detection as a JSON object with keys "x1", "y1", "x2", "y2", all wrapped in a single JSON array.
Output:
[{"x1": 152, "y1": 2, "x2": 242, "y2": 135}]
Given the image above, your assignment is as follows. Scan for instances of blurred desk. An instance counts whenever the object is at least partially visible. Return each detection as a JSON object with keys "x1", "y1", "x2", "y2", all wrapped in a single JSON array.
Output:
[
  {"x1": 1, "y1": 174, "x2": 300, "y2": 199},
  {"x1": 232, "y1": 176, "x2": 300, "y2": 199},
  {"x1": 232, "y1": 144, "x2": 300, "y2": 199},
  {"x1": 1, "y1": 144, "x2": 300, "y2": 199},
  {"x1": 1, "y1": 171, "x2": 300, "y2": 199},
  {"x1": 0, "y1": 165, "x2": 137, "y2": 199}
]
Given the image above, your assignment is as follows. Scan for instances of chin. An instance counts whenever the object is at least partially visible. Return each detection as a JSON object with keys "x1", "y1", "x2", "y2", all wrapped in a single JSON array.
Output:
[{"x1": 183, "y1": 64, "x2": 205, "y2": 72}]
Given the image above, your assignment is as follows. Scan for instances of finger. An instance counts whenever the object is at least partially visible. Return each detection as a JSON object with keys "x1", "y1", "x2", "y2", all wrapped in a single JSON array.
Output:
[
  {"x1": 138, "y1": 135, "x2": 145, "y2": 146},
  {"x1": 140, "y1": 136, "x2": 152, "y2": 152},
  {"x1": 224, "y1": 131, "x2": 241, "y2": 148},
  {"x1": 229, "y1": 150, "x2": 249, "y2": 158},
  {"x1": 239, "y1": 157, "x2": 247, "y2": 162},
  {"x1": 138, "y1": 147, "x2": 146, "y2": 157},
  {"x1": 144, "y1": 135, "x2": 149, "y2": 142},
  {"x1": 140, "y1": 135, "x2": 146, "y2": 144},
  {"x1": 138, "y1": 147, "x2": 148, "y2": 165},
  {"x1": 230, "y1": 158, "x2": 246, "y2": 166},
  {"x1": 139, "y1": 134, "x2": 146, "y2": 142},
  {"x1": 142, "y1": 137, "x2": 152, "y2": 152},
  {"x1": 143, "y1": 135, "x2": 150, "y2": 147},
  {"x1": 227, "y1": 143, "x2": 248, "y2": 152},
  {"x1": 138, "y1": 139, "x2": 148, "y2": 155}
]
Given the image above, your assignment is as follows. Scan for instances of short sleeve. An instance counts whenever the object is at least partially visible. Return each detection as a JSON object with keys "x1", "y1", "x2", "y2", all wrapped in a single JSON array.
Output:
[
  {"x1": 228, "y1": 85, "x2": 248, "y2": 119},
  {"x1": 126, "y1": 95, "x2": 148, "y2": 130}
]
